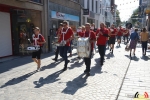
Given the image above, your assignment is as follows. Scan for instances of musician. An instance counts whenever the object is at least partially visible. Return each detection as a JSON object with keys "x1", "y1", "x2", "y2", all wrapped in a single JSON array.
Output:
[
  {"x1": 117, "y1": 26, "x2": 123, "y2": 47},
  {"x1": 109, "y1": 24, "x2": 117, "y2": 54},
  {"x1": 32, "y1": 27, "x2": 46, "y2": 71},
  {"x1": 59, "y1": 21, "x2": 74, "y2": 71},
  {"x1": 96, "y1": 23, "x2": 109, "y2": 66},
  {"x1": 82, "y1": 23, "x2": 96, "y2": 76},
  {"x1": 52, "y1": 23, "x2": 63, "y2": 62}
]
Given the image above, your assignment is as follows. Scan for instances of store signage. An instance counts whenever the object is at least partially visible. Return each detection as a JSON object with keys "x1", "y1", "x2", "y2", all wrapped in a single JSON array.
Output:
[
  {"x1": 83, "y1": 9, "x2": 89, "y2": 15},
  {"x1": 51, "y1": 11, "x2": 79, "y2": 22},
  {"x1": 56, "y1": 12, "x2": 65, "y2": 19}
]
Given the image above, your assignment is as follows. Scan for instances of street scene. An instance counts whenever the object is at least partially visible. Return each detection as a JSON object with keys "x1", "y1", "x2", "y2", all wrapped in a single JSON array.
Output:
[{"x1": 0, "y1": 0, "x2": 150, "y2": 100}]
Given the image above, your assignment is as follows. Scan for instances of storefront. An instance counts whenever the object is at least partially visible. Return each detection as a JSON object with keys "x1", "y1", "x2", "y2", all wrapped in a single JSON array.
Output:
[
  {"x1": 47, "y1": 1, "x2": 81, "y2": 51},
  {"x1": 0, "y1": 4, "x2": 42, "y2": 57}
]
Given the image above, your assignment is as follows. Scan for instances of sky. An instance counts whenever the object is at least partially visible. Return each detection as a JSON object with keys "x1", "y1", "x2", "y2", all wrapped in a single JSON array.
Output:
[{"x1": 115, "y1": 0, "x2": 139, "y2": 22}]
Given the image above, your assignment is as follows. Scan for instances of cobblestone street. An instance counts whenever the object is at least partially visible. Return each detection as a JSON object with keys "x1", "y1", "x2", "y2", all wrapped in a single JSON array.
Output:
[{"x1": 0, "y1": 43, "x2": 137, "y2": 100}]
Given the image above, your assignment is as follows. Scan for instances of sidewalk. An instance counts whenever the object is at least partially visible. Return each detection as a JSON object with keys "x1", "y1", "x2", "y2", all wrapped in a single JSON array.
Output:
[
  {"x1": 0, "y1": 43, "x2": 136, "y2": 100},
  {"x1": 117, "y1": 47, "x2": 150, "y2": 100}
]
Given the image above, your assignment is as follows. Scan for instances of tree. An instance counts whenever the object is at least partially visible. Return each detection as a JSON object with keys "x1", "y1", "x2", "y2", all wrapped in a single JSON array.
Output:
[
  {"x1": 129, "y1": 8, "x2": 139, "y2": 26},
  {"x1": 116, "y1": 10, "x2": 121, "y2": 26}
]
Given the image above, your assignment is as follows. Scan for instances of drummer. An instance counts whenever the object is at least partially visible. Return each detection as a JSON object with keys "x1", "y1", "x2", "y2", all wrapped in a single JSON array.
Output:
[
  {"x1": 32, "y1": 27, "x2": 46, "y2": 71},
  {"x1": 58, "y1": 21, "x2": 74, "y2": 71},
  {"x1": 81, "y1": 23, "x2": 96, "y2": 76},
  {"x1": 52, "y1": 23, "x2": 63, "y2": 62}
]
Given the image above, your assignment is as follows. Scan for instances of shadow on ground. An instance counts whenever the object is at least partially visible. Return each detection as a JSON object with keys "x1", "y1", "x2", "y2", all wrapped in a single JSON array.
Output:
[
  {"x1": 0, "y1": 70, "x2": 37, "y2": 88},
  {"x1": 0, "y1": 53, "x2": 54, "y2": 74},
  {"x1": 33, "y1": 70, "x2": 63, "y2": 88},
  {"x1": 61, "y1": 73, "x2": 88, "y2": 95}
]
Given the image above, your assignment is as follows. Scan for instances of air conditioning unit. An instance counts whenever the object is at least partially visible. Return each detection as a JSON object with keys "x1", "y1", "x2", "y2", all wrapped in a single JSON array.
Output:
[{"x1": 16, "y1": 0, "x2": 30, "y2": 2}]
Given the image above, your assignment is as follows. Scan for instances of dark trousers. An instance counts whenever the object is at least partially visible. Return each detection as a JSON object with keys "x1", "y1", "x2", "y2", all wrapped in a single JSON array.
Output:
[
  {"x1": 142, "y1": 41, "x2": 148, "y2": 54},
  {"x1": 59, "y1": 46, "x2": 69, "y2": 67},
  {"x1": 98, "y1": 45, "x2": 105, "y2": 64},
  {"x1": 54, "y1": 46, "x2": 60, "y2": 60},
  {"x1": 84, "y1": 50, "x2": 92, "y2": 72},
  {"x1": 124, "y1": 36, "x2": 129, "y2": 43}
]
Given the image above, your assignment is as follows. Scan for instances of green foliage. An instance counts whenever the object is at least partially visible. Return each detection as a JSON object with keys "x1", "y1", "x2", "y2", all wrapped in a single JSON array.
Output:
[
  {"x1": 130, "y1": 8, "x2": 139, "y2": 25},
  {"x1": 116, "y1": 10, "x2": 121, "y2": 26}
]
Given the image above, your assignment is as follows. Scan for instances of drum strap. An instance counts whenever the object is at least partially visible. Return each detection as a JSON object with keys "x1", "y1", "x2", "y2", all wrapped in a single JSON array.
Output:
[
  {"x1": 84, "y1": 31, "x2": 91, "y2": 38},
  {"x1": 32, "y1": 34, "x2": 41, "y2": 46},
  {"x1": 62, "y1": 27, "x2": 69, "y2": 41}
]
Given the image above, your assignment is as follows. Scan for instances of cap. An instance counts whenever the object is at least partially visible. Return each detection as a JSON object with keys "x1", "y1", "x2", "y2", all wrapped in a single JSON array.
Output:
[{"x1": 33, "y1": 27, "x2": 40, "y2": 30}]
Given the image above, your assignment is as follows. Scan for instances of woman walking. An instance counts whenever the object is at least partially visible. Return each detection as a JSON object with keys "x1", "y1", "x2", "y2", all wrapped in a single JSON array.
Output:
[
  {"x1": 129, "y1": 28, "x2": 139, "y2": 57},
  {"x1": 140, "y1": 28, "x2": 149, "y2": 56}
]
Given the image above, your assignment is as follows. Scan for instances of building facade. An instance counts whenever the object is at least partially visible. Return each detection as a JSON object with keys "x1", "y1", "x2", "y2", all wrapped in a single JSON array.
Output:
[
  {"x1": 48, "y1": 0, "x2": 81, "y2": 51},
  {"x1": 81, "y1": 0, "x2": 115, "y2": 28},
  {"x1": 0, "y1": 0, "x2": 48, "y2": 58}
]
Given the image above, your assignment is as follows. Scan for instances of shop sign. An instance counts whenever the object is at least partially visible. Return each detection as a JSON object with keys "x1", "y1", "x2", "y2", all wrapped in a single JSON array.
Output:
[
  {"x1": 83, "y1": 9, "x2": 89, "y2": 15},
  {"x1": 51, "y1": 11, "x2": 79, "y2": 22}
]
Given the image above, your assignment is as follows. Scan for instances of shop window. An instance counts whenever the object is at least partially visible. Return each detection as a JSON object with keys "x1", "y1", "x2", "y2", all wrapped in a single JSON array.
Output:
[{"x1": 30, "y1": 0, "x2": 42, "y2": 3}]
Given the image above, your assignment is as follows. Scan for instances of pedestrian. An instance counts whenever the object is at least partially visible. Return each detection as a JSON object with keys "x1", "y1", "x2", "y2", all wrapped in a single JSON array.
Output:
[
  {"x1": 52, "y1": 23, "x2": 63, "y2": 62},
  {"x1": 109, "y1": 24, "x2": 117, "y2": 54},
  {"x1": 129, "y1": 28, "x2": 139, "y2": 57},
  {"x1": 59, "y1": 21, "x2": 74, "y2": 71},
  {"x1": 124, "y1": 29, "x2": 130, "y2": 44},
  {"x1": 140, "y1": 28, "x2": 149, "y2": 56},
  {"x1": 82, "y1": 23, "x2": 96, "y2": 76},
  {"x1": 117, "y1": 26, "x2": 123, "y2": 47},
  {"x1": 96, "y1": 23, "x2": 109, "y2": 66},
  {"x1": 32, "y1": 27, "x2": 46, "y2": 71}
]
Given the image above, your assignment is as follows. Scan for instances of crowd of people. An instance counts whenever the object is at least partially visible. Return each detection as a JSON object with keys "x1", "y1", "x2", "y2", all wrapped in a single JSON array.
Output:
[{"x1": 30, "y1": 21, "x2": 149, "y2": 76}]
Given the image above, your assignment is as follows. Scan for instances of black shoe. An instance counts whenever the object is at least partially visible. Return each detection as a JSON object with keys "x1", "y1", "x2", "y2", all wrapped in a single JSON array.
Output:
[
  {"x1": 52, "y1": 58, "x2": 57, "y2": 62},
  {"x1": 101, "y1": 63, "x2": 103, "y2": 66},
  {"x1": 84, "y1": 70, "x2": 89, "y2": 73},
  {"x1": 86, "y1": 72, "x2": 90, "y2": 76},
  {"x1": 62, "y1": 67, "x2": 67, "y2": 71}
]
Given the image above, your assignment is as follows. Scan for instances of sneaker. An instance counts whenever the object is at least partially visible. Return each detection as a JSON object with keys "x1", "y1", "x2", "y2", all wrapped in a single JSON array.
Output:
[{"x1": 37, "y1": 67, "x2": 41, "y2": 72}]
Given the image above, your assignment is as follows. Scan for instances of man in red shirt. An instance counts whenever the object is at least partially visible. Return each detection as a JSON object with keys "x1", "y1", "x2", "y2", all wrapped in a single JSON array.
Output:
[
  {"x1": 32, "y1": 27, "x2": 46, "y2": 71},
  {"x1": 81, "y1": 23, "x2": 96, "y2": 76},
  {"x1": 109, "y1": 24, "x2": 117, "y2": 54},
  {"x1": 52, "y1": 23, "x2": 63, "y2": 62},
  {"x1": 117, "y1": 26, "x2": 123, "y2": 47},
  {"x1": 96, "y1": 23, "x2": 109, "y2": 66},
  {"x1": 123, "y1": 28, "x2": 130, "y2": 44},
  {"x1": 59, "y1": 21, "x2": 74, "y2": 71}
]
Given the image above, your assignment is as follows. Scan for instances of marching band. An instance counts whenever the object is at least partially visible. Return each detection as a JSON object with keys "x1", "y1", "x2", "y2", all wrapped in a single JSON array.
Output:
[{"x1": 29, "y1": 20, "x2": 133, "y2": 76}]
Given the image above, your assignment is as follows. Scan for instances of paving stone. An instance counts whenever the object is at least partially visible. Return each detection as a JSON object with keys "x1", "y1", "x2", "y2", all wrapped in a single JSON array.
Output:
[{"x1": 1, "y1": 43, "x2": 148, "y2": 100}]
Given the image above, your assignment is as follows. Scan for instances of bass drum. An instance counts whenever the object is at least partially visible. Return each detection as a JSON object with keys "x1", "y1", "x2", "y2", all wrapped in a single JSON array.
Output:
[{"x1": 77, "y1": 37, "x2": 91, "y2": 58}]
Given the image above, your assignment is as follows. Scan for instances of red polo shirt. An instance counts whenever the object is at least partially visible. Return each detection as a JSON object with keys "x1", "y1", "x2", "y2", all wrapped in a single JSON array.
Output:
[
  {"x1": 109, "y1": 28, "x2": 117, "y2": 38},
  {"x1": 59, "y1": 27, "x2": 73, "y2": 46},
  {"x1": 77, "y1": 31, "x2": 84, "y2": 37},
  {"x1": 96, "y1": 28, "x2": 109, "y2": 45},
  {"x1": 81, "y1": 31, "x2": 96, "y2": 50},
  {"x1": 117, "y1": 28, "x2": 123, "y2": 36}
]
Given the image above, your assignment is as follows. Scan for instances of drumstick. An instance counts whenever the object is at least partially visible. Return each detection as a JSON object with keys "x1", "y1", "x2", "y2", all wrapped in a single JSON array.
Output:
[{"x1": 28, "y1": 39, "x2": 32, "y2": 44}]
